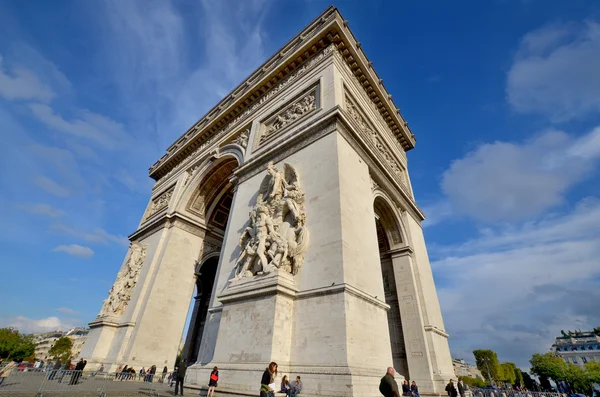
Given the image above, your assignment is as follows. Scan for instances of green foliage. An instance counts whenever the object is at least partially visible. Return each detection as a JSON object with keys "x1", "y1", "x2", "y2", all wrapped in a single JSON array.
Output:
[
  {"x1": 48, "y1": 337, "x2": 73, "y2": 362},
  {"x1": 530, "y1": 353, "x2": 567, "y2": 382},
  {"x1": 514, "y1": 367, "x2": 524, "y2": 387},
  {"x1": 473, "y1": 350, "x2": 500, "y2": 384},
  {"x1": 585, "y1": 361, "x2": 600, "y2": 384},
  {"x1": 460, "y1": 376, "x2": 485, "y2": 388},
  {"x1": 0, "y1": 328, "x2": 36, "y2": 360},
  {"x1": 10, "y1": 334, "x2": 36, "y2": 361},
  {"x1": 565, "y1": 363, "x2": 591, "y2": 394},
  {"x1": 499, "y1": 362, "x2": 517, "y2": 384}
]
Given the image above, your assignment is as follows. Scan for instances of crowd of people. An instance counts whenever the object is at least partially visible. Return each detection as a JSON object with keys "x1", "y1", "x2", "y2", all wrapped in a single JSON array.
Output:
[
  {"x1": 380, "y1": 367, "x2": 468, "y2": 397},
  {"x1": 115, "y1": 364, "x2": 167, "y2": 382}
]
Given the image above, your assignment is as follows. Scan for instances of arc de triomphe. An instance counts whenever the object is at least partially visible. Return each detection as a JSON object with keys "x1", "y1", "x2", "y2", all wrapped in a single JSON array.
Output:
[{"x1": 80, "y1": 7, "x2": 455, "y2": 396}]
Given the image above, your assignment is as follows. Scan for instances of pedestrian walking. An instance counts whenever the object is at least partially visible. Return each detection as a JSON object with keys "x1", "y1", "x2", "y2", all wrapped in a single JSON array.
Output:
[{"x1": 175, "y1": 359, "x2": 187, "y2": 396}]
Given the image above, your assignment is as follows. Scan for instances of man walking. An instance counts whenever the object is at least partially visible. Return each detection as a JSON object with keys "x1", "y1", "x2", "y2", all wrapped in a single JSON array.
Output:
[
  {"x1": 458, "y1": 379, "x2": 465, "y2": 397},
  {"x1": 446, "y1": 379, "x2": 458, "y2": 397},
  {"x1": 379, "y1": 367, "x2": 400, "y2": 397},
  {"x1": 174, "y1": 359, "x2": 187, "y2": 396}
]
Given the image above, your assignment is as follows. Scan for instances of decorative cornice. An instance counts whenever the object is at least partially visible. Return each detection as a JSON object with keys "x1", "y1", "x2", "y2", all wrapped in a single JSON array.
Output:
[
  {"x1": 148, "y1": 6, "x2": 415, "y2": 180},
  {"x1": 424, "y1": 325, "x2": 450, "y2": 338},
  {"x1": 296, "y1": 283, "x2": 390, "y2": 311}
]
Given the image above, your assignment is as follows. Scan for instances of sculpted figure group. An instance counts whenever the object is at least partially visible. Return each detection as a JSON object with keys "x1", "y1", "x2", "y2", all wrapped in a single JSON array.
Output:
[
  {"x1": 99, "y1": 242, "x2": 147, "y2": 316},
  {"x1": 234, "y1": 162, "x2": 309, "y2": 279}
]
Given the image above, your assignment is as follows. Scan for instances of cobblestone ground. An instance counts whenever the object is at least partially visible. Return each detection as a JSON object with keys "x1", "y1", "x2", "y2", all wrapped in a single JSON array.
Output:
[{"x1": 0, "y1": 372, "x2": 200, "y2": 397}]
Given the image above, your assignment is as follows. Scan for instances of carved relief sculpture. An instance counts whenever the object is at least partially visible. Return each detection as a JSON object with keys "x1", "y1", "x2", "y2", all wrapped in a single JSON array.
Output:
[
  {"x1": 233, "y1": 162, "x2": 309, "y2": 279},
  {"x1": 146, "y1": 188, "x2": 174, "y2": 219},
  {"x1": 261, "y1": 91, "x2": 316, "y2": 143},
  {"x1": 234, "y1": 128, "x2": 250, "y2": 150},
  {"x1": 98, "y1": 242, "x2": 148, "y2": 317}
]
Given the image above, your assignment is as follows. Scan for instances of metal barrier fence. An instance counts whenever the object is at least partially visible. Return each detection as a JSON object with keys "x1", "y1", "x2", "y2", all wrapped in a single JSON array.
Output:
[
  {"x1": 0, "y1": 369, "x2": 162, "y2": 397},
  {"x1": 471, "y1": 389, "x2": 565, "y2": 397}
]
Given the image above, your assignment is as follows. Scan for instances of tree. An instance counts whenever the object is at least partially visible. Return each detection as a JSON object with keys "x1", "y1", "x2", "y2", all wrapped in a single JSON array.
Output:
[
  {"x1": 0, "y1": 328, "x2": 36, "y2": 360},
  {"x1": 585, "y1": 361, "x2": 600, "y2": 384},
  {"x1": 514, "y1": 367, "x2": 524, "y2": 387},
  {"x1": 460, "y1": 376, "x2": 486, "y2": 388},
  {"x1": 10, "y1": 334, "x2": 36, "y2": 361},
  {"x1": 473, "y1": 350, "x2": 501, "y2": 384},
  {"x1": 499, "y1": 362, "x2": 517, "y2": 385},
  {"x1": 0, "y1": 328, "x2": 22, "y2": 358},
  {"x1": 530, "y1": 353, "x2": 567, "y2": 382},
  {"x1": 565, "y1": 363, "x2": 591, "y2": 394},
  {"x1": 48, "y1": 337, "x2": 73, "y2": 362}
]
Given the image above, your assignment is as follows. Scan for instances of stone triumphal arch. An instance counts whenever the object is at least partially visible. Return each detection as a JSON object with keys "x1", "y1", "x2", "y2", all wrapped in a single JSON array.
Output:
[{"x1": 80, "y1": 7, "x2": 454, "y2": 396}]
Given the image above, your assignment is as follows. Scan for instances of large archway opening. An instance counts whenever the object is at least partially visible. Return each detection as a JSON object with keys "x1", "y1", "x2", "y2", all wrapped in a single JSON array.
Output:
[
  {"x1": 181, "y1": 157, "x2": 237, "y2": 364},
  {"x1": 374, "y1": 197, "x2": 409, "y2": 379}
]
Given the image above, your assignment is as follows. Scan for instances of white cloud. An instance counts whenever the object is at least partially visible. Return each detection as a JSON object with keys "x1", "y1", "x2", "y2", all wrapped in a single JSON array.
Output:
[
  {"x1": 0, "y1": 54, "x2": 55, "y2": 102},
  {"x1": 432, "y1": 198, "x2": 600, "y2": 368},
  {"x1": 33, "y1": 176, "x2": 70, "y2": 197},
  {"x1": 440, "y1": 126, "x2": 600, "y2": 223},
  {"x1": 17, "y1": 203, "x2": 64, "y2": 218},
  {"x1": 56, "y1": 307, "x2": 78, "y2": 315},
  {"x1": 507, "y1": 21, "x2": 600, "y2": 121},
  {"x1": 1, "y1": 316, "x2": 75, "y2": 334},
  {"x1": 28, "y1": 103, "x2": 126, "y2": 149},
  {"x1": 51, "y1": 224, "x2": 129, "y2": 247},
  {"x1": 52, "y1": 244, "x2": 94, "y2": 258}
]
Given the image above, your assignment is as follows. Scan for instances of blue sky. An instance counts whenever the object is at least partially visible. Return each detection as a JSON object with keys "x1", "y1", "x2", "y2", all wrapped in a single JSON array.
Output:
[{"x1": 1, "y1": 0, "x2": 599, "y2": 370}]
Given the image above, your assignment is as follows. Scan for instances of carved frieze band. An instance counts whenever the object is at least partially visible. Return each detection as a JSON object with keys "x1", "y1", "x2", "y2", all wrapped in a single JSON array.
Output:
[
  {"x1": 145, "y1": 187, "x2": 174, "y2": 220},
  {"x1": 259, "y1": 88, "x2": 317, "y2": 145},
  {"x1": 345, "y1": 94, "x2": 406, "y2": 185},
  {"x1": 153, "y1": 44, "x2": 335, "y2": 183}
]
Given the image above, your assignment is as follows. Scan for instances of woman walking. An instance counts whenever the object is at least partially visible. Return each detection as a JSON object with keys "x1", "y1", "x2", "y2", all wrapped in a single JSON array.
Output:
[
  {"x1": 260, "y1": 362, "x2": 278, "y2": 397},
  {"x1": 207, "y1": 366, "x2": 219, "y2": 397}
]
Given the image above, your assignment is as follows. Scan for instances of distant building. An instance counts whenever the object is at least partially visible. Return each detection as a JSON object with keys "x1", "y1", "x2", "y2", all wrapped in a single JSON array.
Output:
[
  {"x1": 453, "y1": 358, "x2": 484, "y2": 379},
  {"x1": 34, "y1": 328, "x2": 89, "y2": 362},
  {"x1": 34, "y1": 331, "x2": 65, "y2": 361},
  {"x1": 66, "y1": 327, "x2": 89, "y2": 359},
  {"x1": 551, "y1": 329, "x2": 600, "y2": 368}
]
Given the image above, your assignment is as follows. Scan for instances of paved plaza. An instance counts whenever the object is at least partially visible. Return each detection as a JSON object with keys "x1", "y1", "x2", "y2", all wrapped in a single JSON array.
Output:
[{"x1": 0, "y1": 372, "x2": 200, "y2": 397}]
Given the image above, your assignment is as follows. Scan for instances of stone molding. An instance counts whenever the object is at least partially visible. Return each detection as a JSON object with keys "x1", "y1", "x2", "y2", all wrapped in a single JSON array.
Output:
[
  {"x1": 218, "y1": 271, "x2": 299, "y2": 303},
  {"x1": 296, "y1": 283, "x2": 390, "y2": 311},
  {"x1": 129, "y1": 212, "x2": 208, "y2": 242},
  {"x1": 150, "y1": 43, "x2": 337, "y2": 181},
  {"x1": 344, "y1": 92, "x2": 407, "y2": 185},
  {"x1": 388, "y1": 246, "x2": 414, "y2": 258},
  {"x1": 190, "y1": 362, "x2": 394, "y2": 378},
  {"x1": 424, "y1": 325, "x2": 450, "y2": 338},
  {"x1": 149, "y1": 7, "x2": 414, "y2": 181}
]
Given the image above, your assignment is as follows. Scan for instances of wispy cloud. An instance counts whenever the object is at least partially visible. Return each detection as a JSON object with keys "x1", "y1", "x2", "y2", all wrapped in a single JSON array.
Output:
[
  {"x1": 28, "y1": 104, "x2": 127, "y2": 149},
  {"x1": 17, "y1": 203, "x2": 64, "y2": 218},
  {"x1": 33, "y1": 176, "x2": 70, "y2": 197},
  {"x1": 507, "y1": 21, "x2": 600, "y2": 121},
  {"x1": 56, "y1": 307, "x2": 78, "y2": 315},
  {"x1": 52, "y1": 244, "x2": 94, "y2": 258},
  {"x1": 0, "y1": 54, "x2": 55, "y2": 102},
  {"x1": 51, "y1": 224, "x2": 129, "y2": 247}
]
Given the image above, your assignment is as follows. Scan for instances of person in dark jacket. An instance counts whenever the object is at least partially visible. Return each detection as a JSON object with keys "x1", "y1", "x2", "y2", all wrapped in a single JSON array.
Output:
[
  {"x1": 379, "y1": 367, "x2": 400, "y2": 397},
  {"x1": 260, "y1": 362, "x2": 278, "y2": 397},
  {"x1": 175, "y1": 359, "x2": 187, "y2": 396},
  {"x1": 411, "y1": 381, "x2": 420, "y2": 397},
  {"x1": 402, "y1": 380, "x2": 411, "y2": 396},
  {"x1": 458, "y1": 379, "x2": 465, "y2": 397},
  {"x1": 446, "y1": 379, "x2": 458, "y2": 397}
]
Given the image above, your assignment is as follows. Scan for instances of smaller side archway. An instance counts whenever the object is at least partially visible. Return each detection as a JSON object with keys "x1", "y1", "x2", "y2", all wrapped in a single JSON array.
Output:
[{"x1": 374, "y1": 195, "x2": 409, "y2": 379}]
